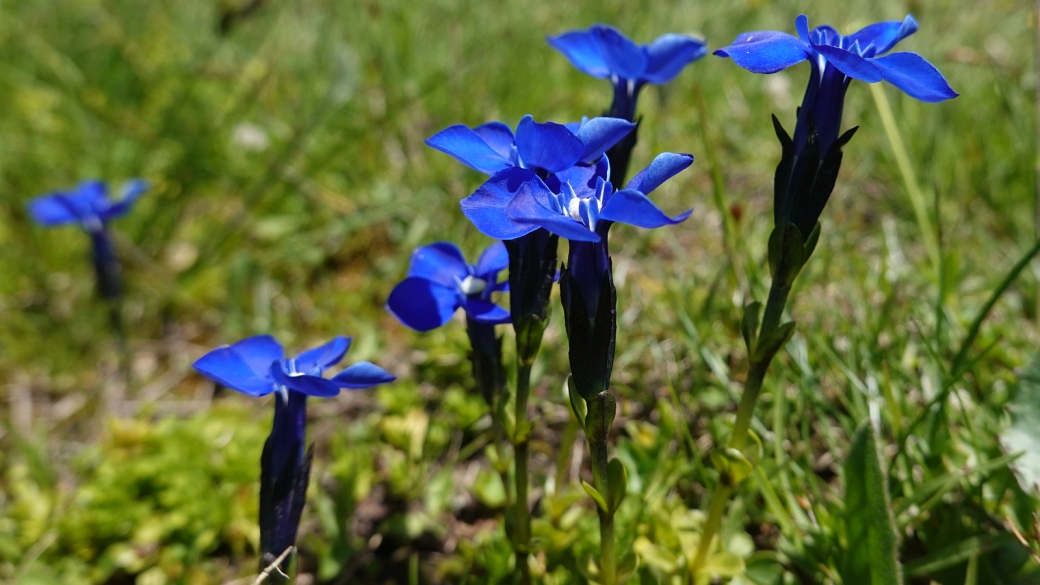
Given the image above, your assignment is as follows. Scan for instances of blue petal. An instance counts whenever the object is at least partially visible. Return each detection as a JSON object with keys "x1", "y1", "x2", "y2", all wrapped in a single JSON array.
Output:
[
  {"x1": 600, "y1": 188, "x2": 692, "y2": 229},
  {"x1": 643, "y1": 34, "x2": 708, "y2": 84},
  {"x1": 426, "y1": 124, "x2": 513, "y2": 175},
  {"x1": 231, "y1": 335, "x2": 285, "y2": 376},
  {"x1": 475, "y1": 241, "x2": 509, "y2": 278},
  {"x1": 547, "y1": 156, "x2": 608, "y2": 198},
  {"x1": 625, "y1": 152, "x2": 694, "y2": 194},
  {"x1": 795, "y1": 15, "x2": 811, "y2": 43},
  {"x1": 462, "y1": 299, "x2": 511, "y2": 324},
  {"x1": 574, "y1": 117, "x2": 637, "y2": 164},
  {"x1": 331, "y1": 362, "x2": 396, "y2": 389},
  {"x1": 473, "y1": 122, "x2": 517, "y2": 160},
  {"x1": 713, "y1": 31, "x2": 809, "y2": 74},
  {"x1": 590, "y1": 25, "x2": 648, "y2": 80},
  {"x1": 506, "y1": 183, "x2": 600, "y2": 242},
  {"x1": 871, "y1": 52, "x2": 958, "y2": 102},
  {"x1": 547, "y1": 30, "x2": 611, "y2": 78},
  {"x1": 461, "y1": 168, "x2": 543, "y2": 240},
  {"x1": 194, "y1": 346, "x2": 275, "y2": 396},
  {"x1": 101, "y1": 179, "x2": 149, "y2": 221},
  {"x1": 407, "y1": 241, "x2": 469, "y2": 288},
  {"x1": 27, "y1": 194, "x2": 80, "y2": 227},
  {"x1": 814, "y1": 44, "x2": 881, "y2": 82},
  {"x1": 386, "y1": 277, "x2": 459, "y2": 331},
  {"x1": 515, "y1": 115, "x2": 584, "y2": 173},
  {"x1": 270, "y1": 363, "x2": 340, "y2": 397},
  {"x1": 847, "y1": 15, "x2": 917, "y2": 56},
  {"x1": 294, "y1": 336, "x2": 351, "y2": 374}
]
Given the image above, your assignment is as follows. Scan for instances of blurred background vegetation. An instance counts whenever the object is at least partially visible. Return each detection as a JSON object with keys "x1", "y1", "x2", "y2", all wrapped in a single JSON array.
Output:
[{"x1": 0, "y1": 0, "x2": 1038, "y2": 583}]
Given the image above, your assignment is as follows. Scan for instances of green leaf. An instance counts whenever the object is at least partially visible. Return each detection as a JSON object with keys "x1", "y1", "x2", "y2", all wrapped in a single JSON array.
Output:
[
  {"x1": 741, "y1": 301, "x2": 762, "y2": 355},
  {"x1": 999, "y1": 352, "x2": 1040, "y2": 495},
  {"x1": 606, "y1": 457, "x2": 628, "y2": 513},
  {"x1": 840, "y1": 421, "x2": 902, "y2": 585},
  {"x1": 752, "y1": 321, "x2": 796, "y2": 364},
  {"x1": 581, "y1": 480, "x2": 608, "y2": 513},
  {"x1": 710, "y1": 447, "x2": 754, "y2": 487},
  {"x1": 567, "y1": 375, "x2": 587, "y2": 428},
  {"x1": 701, "y1": 550, "x2": 745, "y2": 577}
]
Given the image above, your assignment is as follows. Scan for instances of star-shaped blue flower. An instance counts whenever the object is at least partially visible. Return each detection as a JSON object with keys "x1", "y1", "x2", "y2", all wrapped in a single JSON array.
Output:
[
  {"x1": 27, "y1": 180, "x2": 148, "y2": 232},
  {"x1": 193, "y1": 334, "x2": 394, "y2": 572},
  {"x1": 715, "y1": 15, "x2": 957, "y2": 154},
  {"x1": 194, "y1": 335, "x2": 395, "y2": 398},
  {"x1": 425, "y1": 114, "x2": 635, "y2": 177},
  {"x1": 463, "y1": 153, "x2": 692, "y2": 245},
  {"x1": 548, "y1": 24, "x2": 708, "y2": 120},
  {"x1": 387, "y1": 241, "x2": 510, "y2": 332}
]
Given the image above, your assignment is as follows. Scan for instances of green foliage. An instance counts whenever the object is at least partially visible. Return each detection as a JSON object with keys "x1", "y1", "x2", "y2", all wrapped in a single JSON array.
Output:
[{"x1": 840, "y1": 421, "x2": 901, "y2": 585}]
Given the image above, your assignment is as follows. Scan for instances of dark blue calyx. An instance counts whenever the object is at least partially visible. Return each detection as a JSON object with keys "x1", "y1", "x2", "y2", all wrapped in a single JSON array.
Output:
[
  {"x1": 89, "y1": 228, "x2": 123, "y2": 301},
  {"x1": 560, "y1": 253, "x2": 617, "y2": 400},
  {"x1": 259, "y1": 391, "x2": 312, "y2": 574},
  {"x1": 505, "y1": 229, "x2": 559, "y2": 359},
  {"x1": 772, "y1": 114, "x2": 858, "y2": 239}
]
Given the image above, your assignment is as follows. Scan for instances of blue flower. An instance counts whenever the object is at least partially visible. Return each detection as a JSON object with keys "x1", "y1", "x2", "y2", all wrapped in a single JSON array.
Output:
[
  {"x1": 501, "y1": 153, "x2": 693, "y2": 399},
  {"x1": 715, "y1": 14, "x2": 957, "y2": 155},
  {"x1": 548, "y1": 24, "x2": 708, "y2": 121},
  {"x1": 426, "y1": 114, "x2": 635, "y2": 178},
  {"x1": 27, "y1": 180, "x2": 148, "y2": 232},
  {"x1": 387, "y1": 241, "x2": 510, "y2": 332},
  {"x1": 27, "y1": 180, "x2": 149, "y2": 301},
  {"x1": 193, "y1": 335, "x2": 394, "y2": 571}
]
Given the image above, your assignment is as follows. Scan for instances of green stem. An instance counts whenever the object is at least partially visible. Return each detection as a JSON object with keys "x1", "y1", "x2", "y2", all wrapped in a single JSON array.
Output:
[
  {"x1": 554, "y1": 413, "x2": 580, "y2": 494},
  {"x1": 514, "y1": 361, "x2": 532, "y2": 585},
  {"x1": 590, "y1": 437, "x2": 616, "y2": 585},
  {"x1": 691, "y1": 279, "x2": 790, "y2": 575}
]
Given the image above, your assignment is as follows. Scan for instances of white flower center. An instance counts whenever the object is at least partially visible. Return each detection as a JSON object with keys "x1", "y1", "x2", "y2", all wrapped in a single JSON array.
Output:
[
  {"x1": 458, "y1": 275, "x2": 487, "y2": 295},
  {"x1": 566, "y1": 195, "x2": 602, "y2": 231}
]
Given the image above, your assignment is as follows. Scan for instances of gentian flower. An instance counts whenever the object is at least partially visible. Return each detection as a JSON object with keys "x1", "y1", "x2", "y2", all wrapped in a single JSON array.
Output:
[
  {"x1": 27, "y1": 179, "x2": 148, "y2": 300},
  {"x1": 388, "y1": 241, "x2": 509, "y2": 406},
  {"x1": 386, "y1": 241, "x2": 509, "y2": 332},
  {"x1": 193, "y1": 335, "x2": 394, "y2": 573},
  {"x1": 548, "y1": 25, "x2": 705, "y2": 192},
  {"x1": 715, "y1": 14, "x2": 957, "y2": 239},
  {"x1": 502, "y1": 153, "x2": 694, "y2": 398},
  {"x1": 715, "y1": 14, "x2": 957, "y2": 156},
  {"x1": 426, "y1": 114, "x2": 635, "y2": 179},
  {"x1": 548, "y1": 24, "x2": 708, "y2": 122}
]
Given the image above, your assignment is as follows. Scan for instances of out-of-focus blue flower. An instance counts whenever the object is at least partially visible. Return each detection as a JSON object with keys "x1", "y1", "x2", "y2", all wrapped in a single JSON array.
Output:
[
  {"x1": 548, "y1": 24, "x2": 707, "y2": 121},
  {"x1": 387, "y1": 241, "x2": 510, "y2": 332},
  {"x1": 27, "y1": 180, "x2": 149, "y2": 301},
  {"x1": 27, "y1": 180, "x2": 148, "y2": 232},
  {"x1": 426, "y1": 115, "x2": 635, "y2": 177},
  {"x1": 715, "y1": 14, "x2": 957, "y2": 155},
  {"x1": 193, "y1": 335, "x2": 393, "y2": 572}
]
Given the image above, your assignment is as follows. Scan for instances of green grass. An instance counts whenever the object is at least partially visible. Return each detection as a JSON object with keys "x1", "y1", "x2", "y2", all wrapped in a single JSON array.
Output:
[{"x1": 0, "y1": 0, "x2": 1038, "y2": 583}]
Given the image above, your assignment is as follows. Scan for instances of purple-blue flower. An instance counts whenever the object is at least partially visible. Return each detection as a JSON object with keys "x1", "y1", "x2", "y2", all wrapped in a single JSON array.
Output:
[
  {"x1": 425, "y1": 114, "x2": 635, "y2": 178},
  {"x1": 386, "y1": 241, "x2": 510, "y2": 332},
  {"x1": 548, "y1": 24, "x2": 707, "y2": 121},
  {"x1": 715, "y1": 14, "x2": 957, "y2": 155},
  {"x1": 27, "y1": 180, "x2": 148, "y2": 232},
  {"x1": 27, "y1": 180, "x2": 149, "y2": 301},
  {"x1": 193, "y1": 335, "x2": 394, "y2": 571}
]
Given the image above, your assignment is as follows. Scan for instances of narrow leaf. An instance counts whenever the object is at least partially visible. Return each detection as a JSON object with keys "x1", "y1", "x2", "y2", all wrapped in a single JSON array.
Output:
[{"x1": 841, "y1": 421, "x2": 902, "y2": 585}]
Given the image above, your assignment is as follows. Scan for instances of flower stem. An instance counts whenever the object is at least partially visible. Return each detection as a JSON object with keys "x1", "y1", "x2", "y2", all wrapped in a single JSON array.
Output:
[
  {"x1": 590, "y1": 436, "x2": 617, "y2": 585},
  {"x1": 691, "y1": 280, "x2": 790, "y2": 575},
  {"x1": 513, "y1": 360, "x2": 533, "y2": 585}
]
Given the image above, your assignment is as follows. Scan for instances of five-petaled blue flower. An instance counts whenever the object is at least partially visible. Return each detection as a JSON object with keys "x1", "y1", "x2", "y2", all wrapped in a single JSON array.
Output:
[
  {"x1": 27, "y1": 179, "x2": 149, "y2": 300},
  {"x1": 548, "y1": 24, "x2": 708, "y2": 121},
  {"x1": 387, "y1": 241, "x2": 510, "y2": 332},
  {"x1": 27, "y1": 179, "x2": 148, "y2": 232},
  {"x1": 715, "y1": 14, "x2": 957, "y2": 155},
  {"x1": 193, "y1": 335, "x2": 394, "y2": 572},
  {"x1": 426, "y1": 114, "x2": 635, "y2": 178}
]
